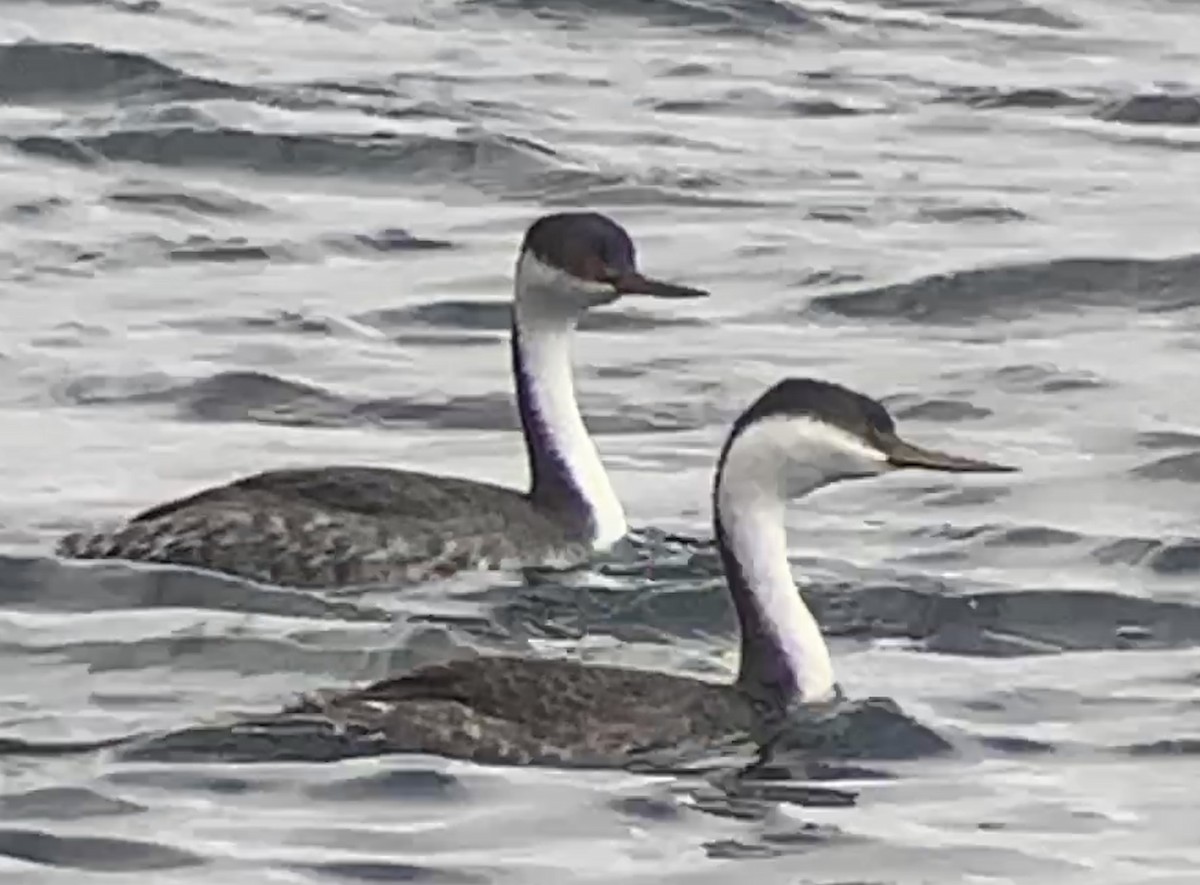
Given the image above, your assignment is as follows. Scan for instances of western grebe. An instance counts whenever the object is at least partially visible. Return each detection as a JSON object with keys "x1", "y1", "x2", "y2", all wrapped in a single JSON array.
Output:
[
  {"x1": 124, "y1": 377, "x2": 1015, "y2": 768},
  {"x1": 56, "y1": 212, "x2": 707, "y2": 589}
]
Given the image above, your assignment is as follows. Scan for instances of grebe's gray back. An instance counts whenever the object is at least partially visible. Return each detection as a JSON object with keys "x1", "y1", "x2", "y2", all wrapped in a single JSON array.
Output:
[
  {"x1": 134, "y1": 378, "x2": 1015, "y2": 768},
  {"x1": 56, "y1": 212, "x2": 707, "y2": 589}
]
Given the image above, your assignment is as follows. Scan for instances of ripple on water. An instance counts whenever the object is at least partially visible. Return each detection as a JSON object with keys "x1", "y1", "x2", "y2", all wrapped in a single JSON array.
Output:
[
  {"x1": 885, "y1": 395, "x2": 994, "y2": 423},
  {"x1": 7, "y1": 228, "x2": 454, "y2": 284},
  {"x1": 10, "y1": 124, "x2": 757, "y2": 207},
  {"x1": 0, "y1": 828, "x2": 205, "y2": 872},
  {"x1": 1097, "y1": 92, "x2": 1200, "y2": 126},
  {"x1": 943, "y1": 82, "x2": 1200, "y2": 134},
  {"x1": 880, "y1": 0, "x2": 1081, "y2": 29},
  {"x1": 937, "y1": 84, "x2": 1100, "y2": 112},
  {"x1": 990, "y1": 363, "x2": 1110, "y2": 394},
  {"x1": 645, "y1": 89, "x2": 875, "y2": 119},
  {"x1": 0, "y1": 40, "x2": 246, "y2": 103},
  {"x1": 1132, "y1": 451, "x2": 1200, "y2": 483},
  {"x1": 806, "y1": 254, "x2": 1200, "y2": 323},
  {"x1": 302, "y1": 768, "x2": 469, "y2": 803},
  {"x1": 12, "y1": 128, "x2": 560, "y2": 181},
  {"x1": 4, "y1": 0, "x2": 1200, "y2": 878},
  {"x1": 0, "y1": 554, "x2": 388, "y2": 619},
  {"x1": 291, "y1": 860, "x2": 494, "y2": 884},
  {"x1": 1135, "y1": 430, "x2": 1200, "y2": 451},
  {"x1": 50, "y1": 366, "x2": 715, "y2": 433},
  {"x1": 459, "y1": 0, "x2": 821, "y2": 36},
  {"x1": 2, "y1": 196, "x2": 70, "y2": 220},
  {"x1": 0, "y1": 786, "x2": 145, "y2": 820}
]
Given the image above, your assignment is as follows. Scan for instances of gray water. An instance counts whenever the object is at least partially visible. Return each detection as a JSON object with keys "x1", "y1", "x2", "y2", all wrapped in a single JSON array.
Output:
[{"x1": 3, "y1": 0, "x2": 1200, "y2": 881}]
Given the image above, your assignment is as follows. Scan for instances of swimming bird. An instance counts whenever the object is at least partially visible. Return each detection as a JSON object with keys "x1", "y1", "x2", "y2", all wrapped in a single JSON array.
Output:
[
  {"x1": 56, "y1": 212, "x2": 708, "y2": 589},
  {"x1": 124, "y1": 377, "x2": 1015, "y2": 769}
]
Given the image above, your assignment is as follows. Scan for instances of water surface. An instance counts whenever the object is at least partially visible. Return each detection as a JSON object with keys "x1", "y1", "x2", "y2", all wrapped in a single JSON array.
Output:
[{"x1": 3, "y1": 0, "x2": 1200, "y2": 881}]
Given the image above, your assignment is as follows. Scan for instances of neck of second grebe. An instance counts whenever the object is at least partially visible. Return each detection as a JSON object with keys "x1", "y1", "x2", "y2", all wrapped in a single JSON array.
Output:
[
  {"x1": 713, "y1": 429, "x2": 839, "y2": 730},
  {"x1": 510, "y1": 268, "x2": 627, "y2": 548}
]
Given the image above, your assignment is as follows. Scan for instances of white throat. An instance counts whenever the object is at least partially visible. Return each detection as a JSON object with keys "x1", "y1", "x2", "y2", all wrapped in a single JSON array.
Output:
[
  {"x1": 513, "y1": 253, "x2": 627, "y2": 549},
  {"x1": 716, "y1": 415, "x2": 891, "y2": 705}
]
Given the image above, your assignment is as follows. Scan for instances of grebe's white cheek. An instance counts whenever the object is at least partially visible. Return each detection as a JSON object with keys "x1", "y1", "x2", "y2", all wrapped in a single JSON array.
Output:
[
  {"x1": 516, "y1": 253, "x2": 619, "y2": 316},
  {"x1": 777, "y1": 419, "x2": 891, "y2": 491},
  {"x1": 781, "y1": 462, "x2": 833, "y2": 499}
]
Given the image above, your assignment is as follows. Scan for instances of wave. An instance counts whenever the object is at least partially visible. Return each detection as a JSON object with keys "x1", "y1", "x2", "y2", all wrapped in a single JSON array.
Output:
[
  {"x1": 461, "y1": 0, "x2": 820, "y2": 36},
  {"x1": 49, "y1": 358, "x2": 716, "y2": 433},
  {"x1": 0, "y1": 40, "x2": 246, "y2": 104},
  {"x1": 877, "y1": 0, "x2": 1079, "y2": 30},
  {"x1": 1097, "y1": 93, "x2": 1200, "y2": 127},
  {"x1": 806, "y1": 253, "x2": 1200, "y2": 323},
  {"x1": 0, "y1": 828, "x2": 203, "y2": 872}
]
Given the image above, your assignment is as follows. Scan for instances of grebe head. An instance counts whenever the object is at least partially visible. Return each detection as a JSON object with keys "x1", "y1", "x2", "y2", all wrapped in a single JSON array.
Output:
[
  {"x1": 713, "y1": 378, "x2": 1015, "y2": 730},
  {"x1": 514, "y1": 211, "x2": 708, "y2": 317},
  {"x1": 718, "y1": 378, "x2": 1015, "y2": 503}
]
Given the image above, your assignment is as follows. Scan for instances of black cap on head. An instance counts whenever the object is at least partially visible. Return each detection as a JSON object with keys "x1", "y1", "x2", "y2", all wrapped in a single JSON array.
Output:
[
  {"x1": 523, "y1": 212, "x2": 635, "y2": 277},
  {"x1": 723, "y1": 377, "x2": 1017, "y2": 474},
  {"x1": 520, "y1": 211, "x2": 708, "y2": 299},
  {"x1": 731, "y1": 378, "x2": 895, "y2": 444}
]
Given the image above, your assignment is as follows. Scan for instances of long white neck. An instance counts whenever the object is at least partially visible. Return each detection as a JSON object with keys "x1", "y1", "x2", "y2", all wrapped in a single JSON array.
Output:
[
  {"x1": 511, "y1": 260, "x2": 627, "y2": 549},
  {"x1": 713, "y1": 415, "x2": 888, "y2": 712},
  {"x1": 716, "y1": 486, "x2": 837, "y2": 706}
]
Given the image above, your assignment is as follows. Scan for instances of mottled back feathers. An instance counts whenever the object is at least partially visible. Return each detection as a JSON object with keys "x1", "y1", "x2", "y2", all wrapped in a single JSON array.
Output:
[
  {"x1": 291, "y1": 656, "x2": 752, "y2": 767},
  {"x1": 57, "y1": 466, "x2": 593, "y2": 588}
]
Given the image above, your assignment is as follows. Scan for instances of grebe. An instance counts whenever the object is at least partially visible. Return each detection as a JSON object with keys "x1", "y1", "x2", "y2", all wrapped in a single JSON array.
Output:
[
  {"x1": 57, "y1": 212, "x2": 707, "y2": 588},
  {"x1": 125, "y1": 377, "x2": 1015, "y2": 767}
]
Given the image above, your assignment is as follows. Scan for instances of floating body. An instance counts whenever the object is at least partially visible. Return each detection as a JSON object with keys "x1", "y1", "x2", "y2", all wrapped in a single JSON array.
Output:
[
  {"x1": 56, "y1": 213, "x2": 707, "y2": 589},
  {"x1": 123, "y1": 378, "x2": 1015, "y2": 768}
]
